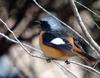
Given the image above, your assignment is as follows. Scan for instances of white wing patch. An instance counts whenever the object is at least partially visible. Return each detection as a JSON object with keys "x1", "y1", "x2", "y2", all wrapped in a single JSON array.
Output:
[{"x1": 51, "y1": 38, "x2": 65, "y2": 45}]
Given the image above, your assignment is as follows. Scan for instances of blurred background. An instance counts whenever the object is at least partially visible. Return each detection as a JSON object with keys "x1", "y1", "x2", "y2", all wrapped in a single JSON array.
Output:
[{"x1": 0, "y1": 0, "x2": 100, "y2": 78}]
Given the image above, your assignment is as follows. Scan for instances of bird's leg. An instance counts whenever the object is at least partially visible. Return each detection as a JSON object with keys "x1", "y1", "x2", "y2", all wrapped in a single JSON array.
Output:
[
  {"x1": 46, "y1": 58, "x2": 52, "y2": 63},
  {"x1": 65, "y1": 59, "x2": 70, "y2": 64}
]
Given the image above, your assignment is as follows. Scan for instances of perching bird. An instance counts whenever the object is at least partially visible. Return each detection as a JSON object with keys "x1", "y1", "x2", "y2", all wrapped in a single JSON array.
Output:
[{"x1": 38, "y1": 16, "x2": 97, "y2": 65}]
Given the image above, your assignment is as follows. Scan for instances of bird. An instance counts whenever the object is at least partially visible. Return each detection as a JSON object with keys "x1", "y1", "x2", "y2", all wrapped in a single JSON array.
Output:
[{"x1": 37, "y1": 15, "x2": 97, "y2": 65}]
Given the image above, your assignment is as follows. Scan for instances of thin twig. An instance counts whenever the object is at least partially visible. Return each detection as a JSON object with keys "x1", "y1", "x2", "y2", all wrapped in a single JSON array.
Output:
[
  {"x1": 70, "y1": 0, "x2": 100, "y2": 54},
  {"x1": 75, "y1": 1, "x2": 100, "y2": 18},
  {"x1": 70, "y1": 61, "x2": 100, "y2": 76},
  {"x1": 32, "y1": 0, "x2": 99, "y2": 56},
  {"x1": 93, "y1": 21, "x2": 100, "y2": 30},
  {"x1": 75, "y1": 1, "x2": 100, "y2": 30},
  {"x1": 0, "y1": 32, "x2": 43, "y2": 54},
  {"x1": 0, "y1": 18, "x2": 45, "y2": 60},
  {"x1": 53, "y1": 61, "x2": 79, "y2": 78}
]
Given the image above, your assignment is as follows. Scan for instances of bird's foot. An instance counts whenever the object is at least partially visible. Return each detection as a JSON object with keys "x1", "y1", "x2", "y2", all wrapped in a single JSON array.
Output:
[
  {"x1": 46, "y1": 58, "x2": 52, "y2": 63},
  {"x1": 65, "y1": 60, "x2": 70, "y2": 64}
]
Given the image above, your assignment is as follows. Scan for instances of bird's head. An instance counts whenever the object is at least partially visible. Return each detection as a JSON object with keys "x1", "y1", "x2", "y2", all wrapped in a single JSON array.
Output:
[
  {"x1": 33, "y1": 15, "x2": 71, "y2": 36},
  {"x1": 40, "y1": 16, "x2": 65, "y2": 32}
]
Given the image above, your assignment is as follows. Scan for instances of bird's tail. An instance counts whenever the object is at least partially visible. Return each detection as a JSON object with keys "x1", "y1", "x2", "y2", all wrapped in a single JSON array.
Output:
[{"x1": 78, "y1": 52, "x2": 97, "y2": 66}]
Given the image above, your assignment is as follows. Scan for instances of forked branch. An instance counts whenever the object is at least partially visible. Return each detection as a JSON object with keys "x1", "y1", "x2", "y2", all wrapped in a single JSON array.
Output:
[{"x1": 70, "y1": 0, "x2": 100, "y2": 54}]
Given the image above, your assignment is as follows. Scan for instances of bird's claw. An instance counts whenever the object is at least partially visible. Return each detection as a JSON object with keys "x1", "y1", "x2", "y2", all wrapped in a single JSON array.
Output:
[{"x1": 65, "y1": 60, "x2": 70, "y2": 64}]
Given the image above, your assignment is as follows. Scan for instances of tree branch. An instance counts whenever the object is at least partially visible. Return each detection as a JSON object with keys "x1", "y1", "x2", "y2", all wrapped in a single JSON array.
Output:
[
  {"x1": 75, "y1": 1, "x2": 100, "y2": 30},
  {"x1": 0, "y1": 32, "x2": 43, "y2": 54},
  {"x1": 70, "y1": 60, "x2": 100, "y2": 76},
  {"x1": 53, "y1": 61, "x2": 79, "y2": 78},
  {"x1": 70, "y1": 0, "x2": 100, "y2": 54},
  {"x1": 0, "y1": 18, "x2": 45, "y2": 60},
  {"x1": 75, "y1": 1, "x2": 100, "y2": 18}
]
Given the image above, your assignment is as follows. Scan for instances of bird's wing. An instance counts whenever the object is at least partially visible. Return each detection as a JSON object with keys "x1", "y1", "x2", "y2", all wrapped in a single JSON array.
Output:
[
  {"x1": 47, "y1": 37, "x2": 73, "y2": 51},
  {"x1": 74, "y1": 38, "x2": 85, "y2": 52},
  {"x1": 74, "y1": 38, "x2": 82, "y2": 48}
]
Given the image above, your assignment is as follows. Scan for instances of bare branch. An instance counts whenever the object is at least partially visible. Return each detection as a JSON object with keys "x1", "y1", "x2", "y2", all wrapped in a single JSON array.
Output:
[
  {"x1": 0, "y1": 32, "x2": 43, "y2": 54},
  {"x1": 53, "y1": 61, "x2": 79, "y2": 78},
  {"x1": 70, "y1": 60, "x2": 100, "y2": 76},
  {"x1": 70, "y1": 0, "x2": 100, "y2": 54},
  {"x1": 75, "y1": 1, "x2": 100, "y2": 30},
  {"x1": 75, "y1": 1, "x2": 100, "y2": 18},
  {"x1": 93, "y1": 21, "x2": 100, "y2": 30},
  {"x1": 0, "y1": 18, "x2": 45, "y2": 60}
]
